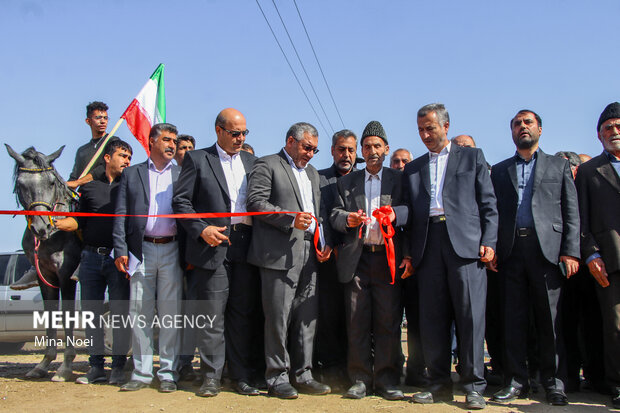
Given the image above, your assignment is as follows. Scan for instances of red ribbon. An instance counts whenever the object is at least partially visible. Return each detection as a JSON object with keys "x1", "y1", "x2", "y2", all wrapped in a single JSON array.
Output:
[
  {"x1": 2, "y1": 209, "x2": 323, "y2": 257},
  {"x1": 372, "y1": 206, "x2": 397, "y2": 285}
]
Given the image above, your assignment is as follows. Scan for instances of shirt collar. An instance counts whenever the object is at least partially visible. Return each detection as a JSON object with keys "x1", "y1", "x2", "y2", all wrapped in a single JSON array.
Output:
[
  {"x1": 283, "y1": 148, "x2": 305, "y2": 172},
  {"x1": 365, "y1": 167, "x2": 383, "y2": 182},
  {"x1": 604, "y1": 150, "x2": 620, "y2": 163},
  {"x1": 216, "y1": 143, "x2": 240, "y2": 161},
  {"x1": 429, "y1": 141, "x2": 451, "y2": 158},
  {"x1": 515, "y1": 148, "x2": 539, "y2": 163},
  {"x1": 147, "y1": 158, "x2": 173, "y2": 173}
]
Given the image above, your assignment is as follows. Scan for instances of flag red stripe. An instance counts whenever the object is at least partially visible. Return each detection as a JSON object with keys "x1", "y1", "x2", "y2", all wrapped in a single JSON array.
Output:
[{"x1": 121, "y1": 99, "x2": 151, "y2": 155}]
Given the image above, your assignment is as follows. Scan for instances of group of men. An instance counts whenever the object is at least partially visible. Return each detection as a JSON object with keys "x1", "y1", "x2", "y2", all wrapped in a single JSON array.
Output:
[{"x1": 47, "y1": 99, "x2": 619, "y2": 410}]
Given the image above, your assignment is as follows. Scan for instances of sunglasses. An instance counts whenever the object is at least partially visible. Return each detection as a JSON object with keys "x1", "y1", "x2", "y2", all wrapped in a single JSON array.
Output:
[
  {"x1": 220, "y1": 126, "x2": 250, "y2": 138},
  {"x1": 300, "y1": 142, "x2": 319, "y2": 154}
]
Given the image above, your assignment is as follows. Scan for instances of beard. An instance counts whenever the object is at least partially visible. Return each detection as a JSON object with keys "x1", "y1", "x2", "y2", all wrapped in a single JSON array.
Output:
[
  {"x1": 515, "y1": 133, "x2": 539, "y2": 150},
  {"x1": 604, "y1": 134, "x2": 620, "y2": 153}
]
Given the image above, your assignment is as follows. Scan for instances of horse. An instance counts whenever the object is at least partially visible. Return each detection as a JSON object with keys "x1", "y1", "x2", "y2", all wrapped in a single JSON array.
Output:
[{"x1": 6, "y1": 144, "x2": 82, "y2": 381}]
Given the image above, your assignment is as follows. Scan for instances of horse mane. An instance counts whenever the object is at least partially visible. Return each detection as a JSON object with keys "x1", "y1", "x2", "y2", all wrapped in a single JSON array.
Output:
[{"x1": 12, "y1": 147, "x2": 75, "y2": 208}]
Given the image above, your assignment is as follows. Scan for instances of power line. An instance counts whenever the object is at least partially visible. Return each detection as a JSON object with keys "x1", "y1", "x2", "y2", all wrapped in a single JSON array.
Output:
[
  {"x1": 271, "y1": 0, "x2": 335, "y2": 134},
  {"x1": 255, "y1": 0, "x2": 330, "y2": 137},
  {"x1": 293, "y1": 0, "x2": 345, "y2": 129}
]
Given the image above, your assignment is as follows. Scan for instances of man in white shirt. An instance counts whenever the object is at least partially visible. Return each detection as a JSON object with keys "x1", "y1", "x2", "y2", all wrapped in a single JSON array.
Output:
[{"x1": 173, "y1": 108, "x2": 262, "y2": 397}]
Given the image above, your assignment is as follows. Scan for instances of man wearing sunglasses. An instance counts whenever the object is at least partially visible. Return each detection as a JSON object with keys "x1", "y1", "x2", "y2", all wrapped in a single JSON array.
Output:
[
  {"x1": 173, "y1": 108, "x2": 263, "y2": 397},
  {"x1": 247, "y1": 122, "x2": 332, "y2": 399}
]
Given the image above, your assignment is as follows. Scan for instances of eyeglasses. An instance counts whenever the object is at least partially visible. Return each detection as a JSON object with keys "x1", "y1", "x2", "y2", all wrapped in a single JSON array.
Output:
[
  {"x1": 219, "y1": 126, "x2": 250, "y2": 138},
  {"x1": 300, "y1": 142, "x2": 319, "y2": 154}
]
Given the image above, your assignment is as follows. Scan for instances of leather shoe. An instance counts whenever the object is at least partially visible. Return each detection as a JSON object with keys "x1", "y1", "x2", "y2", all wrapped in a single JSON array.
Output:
[
  {"x1": 159, "y1": 380, "x2": 177, "y2": 393},
  {"x1": 344, "y1": 381, "x2": 366, "y2": 399},
  {"x1": 268, "y1": 382, "x2": 298, "y2": 399},
  {"x1": 612, "y1": 391, "x2": 620, "y2": 409},
  {"x1": 466, "y1": 391, "x2": 486, "y2": 410},
  {"x1": 196, "y1": 378, "x2": 221, "y2": 397},
  {"x1": 413, "y1": 389, "x2": 453, "y2": 404},
  {"x1": 295, "y1": 379, "x2": 331, "y2": 395},
  {"x1": 376, "y1": 386, "x2": 404, "y2": 400},
  {"x1": 120, "y1": 380, "x2": 149, "y2": 392},
  {"x1": 234, "y1": 379, "x2": 260, "y2": 396},
  {"x1": 546, "y1": 389, "x2": 568, "y2": 406},
  {"x1": 492, "y1": 385, "x2": 528, "y2": 403},
  {"x1": 177, "y1": 364, "x2": 196, "y2": 382}
]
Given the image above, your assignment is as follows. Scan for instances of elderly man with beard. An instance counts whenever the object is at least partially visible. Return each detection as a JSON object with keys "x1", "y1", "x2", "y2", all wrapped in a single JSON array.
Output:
[
  {"x1": 575, "y1": 102, "x2": 620, "y2": 409},
  {"x1": 489, "y1": 110, "x2": 580, "y2": 406},
  {"x1": 315, "y1": 129, "x2": 358, "y2": 388}
]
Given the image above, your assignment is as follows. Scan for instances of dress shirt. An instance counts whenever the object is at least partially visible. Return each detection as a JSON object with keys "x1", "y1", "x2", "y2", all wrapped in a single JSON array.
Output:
[
  {"x1": 216, "y1": 144, "x2": 251, "y2": 226},
  {"x1": 515, "y1": 150, "x2": 538, "y2": 229},
  {"x1": 145, "y1": 159, "x2": 177, "y2": 237},
  {"x1": 364, "y1": 168, "x2": 383, "y2": 245},
  {"x1": 283, "y1": 148, "x2": 316, "y2": 233},
  {"x1": 429, "y1": 142, "x2": 451, "y2": 217}
]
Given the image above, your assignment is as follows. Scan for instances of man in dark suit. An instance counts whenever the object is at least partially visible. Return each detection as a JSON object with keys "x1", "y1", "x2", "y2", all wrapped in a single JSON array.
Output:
[
  {"x1": 246, "y1": 122, "x2": 332, "y2": 399},
  {"x1": 575, "y1": 102, "x2": 620, "y2": 409},
  {"x1": 330, "y1": 121, "x2": 408, "y2": 400},
  {"x1": 489, "y1": 109, "x2": 580, "y2": 406},
  {"x1": 402, "y1": 103, "x2": 497, "y2": 410},
  {"x1": 315, "y1": 129, "x2": 358, "y2": 389},
  {"x1": 113, "y1": 123, "x2": 182, "y2": 393},
  {"x1": 173, "y1": 108, "x2": 263, "y2": 397}
]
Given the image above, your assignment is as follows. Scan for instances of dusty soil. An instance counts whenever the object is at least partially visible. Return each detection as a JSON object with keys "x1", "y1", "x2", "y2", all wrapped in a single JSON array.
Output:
[{"x1": 0, "y1": 343, "x2": 613, "y2": 413}]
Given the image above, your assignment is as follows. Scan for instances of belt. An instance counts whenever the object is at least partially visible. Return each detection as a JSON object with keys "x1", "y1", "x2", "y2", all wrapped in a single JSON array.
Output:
[
  {"x1": 143, "y1": 235, "x2": 177, "y2": 244},
  {"x1": 516, "y1": 228, "x2": 534, "y2": 237},
  {"x1": 84, "y1": 245, "x2": 112, "y2": 255},
  {"x1": 363, "y1": 244, "x2": 385, "y2": 253},
  {"x1": 429, "y1": 215, "x2": 446, "y2": 224},
  {"x1": 303, "y1": 232, "x2": 313, "y2": 241},
  {"x1": 230, "y1": 223, "x2": 251, "y2": 232}
]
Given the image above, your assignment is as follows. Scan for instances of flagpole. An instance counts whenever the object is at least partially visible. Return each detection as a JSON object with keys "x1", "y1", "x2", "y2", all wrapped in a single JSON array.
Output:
[{"x1": 77, "y1": 117, "x2": 125, "y2": 179}]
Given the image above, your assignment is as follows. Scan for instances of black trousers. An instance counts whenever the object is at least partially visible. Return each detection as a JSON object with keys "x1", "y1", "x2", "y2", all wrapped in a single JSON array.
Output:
[
  {"x1": 403, "y1": 274, "x2": 425, "y2": 379},
  {"x1": 417, "y1": 222, "x2": 487, "y2": 393},
  {"x1": 596, "y1": 271, "x2": 620, "y2": 390},
  {"x1": 501, "y1": 235, "x2": 566, "y2": 391},
  {"x1": 314, "y1": 256, "x2": 347, "y2": 371},
  {"x1": 345, "y1": 250, "x2": 402, "y2": 389}
]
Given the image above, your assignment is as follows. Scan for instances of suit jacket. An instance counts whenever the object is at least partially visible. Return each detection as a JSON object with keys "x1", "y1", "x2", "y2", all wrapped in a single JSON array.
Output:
[
  {"x1": 172, "y1": 144, "x2": 257, "y2": 270},
  {"x1": 575, "y1": 152, "x2": 620, "y2": 273},
  {"x1": 491, "y1": 149, "x2": 580, "y2": 264},
  {"x1": 246, "y1": 149, "x2": 329, "y2": 271},
  {"x1": 113, "y1": 161, "x2": 181, "y2": 261},
  {"x1": 330, "y1": 167, "x2": 408, "y2": 283},
  {"x1": 403, "y1": 144, "x2": 498, "y2": 268},
  {"x1": 318, "y1": 164, "x2": 357, "y2": 248}
]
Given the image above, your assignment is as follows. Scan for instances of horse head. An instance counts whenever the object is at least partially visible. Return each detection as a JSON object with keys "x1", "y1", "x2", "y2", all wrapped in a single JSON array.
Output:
[{"x1": 6, "y1": 144, "x2": 67, "y2": 241}]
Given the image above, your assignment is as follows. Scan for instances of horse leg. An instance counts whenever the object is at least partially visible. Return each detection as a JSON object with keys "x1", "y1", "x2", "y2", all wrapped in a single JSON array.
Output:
[
  {"x1": 26, "y1": 284, "x2": 58, "y2": 379},
  {"x1": 52, "y1": 277, "x2": 77, "y2": 382}
]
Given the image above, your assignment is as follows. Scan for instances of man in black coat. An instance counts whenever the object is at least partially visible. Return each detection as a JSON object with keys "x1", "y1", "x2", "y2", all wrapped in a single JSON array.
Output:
[
  {"x1": 575, "y1": 102, "x2": 620, "y2": 409},
  {"x1": 403, "y1": 103, "x2": 497, "y2": 410},
  {"x1": 330, "y1": 121, "x2": 408, "y2": 400},
  {"x1": 173, "y1": 108, "x2": 262, "y2": 397},
  {"x1": 489, "y1": 109, "x2": 580, "y2": 406},
  {"x1": 315, "y1": 129, "x2": 358, "y2": 388}
]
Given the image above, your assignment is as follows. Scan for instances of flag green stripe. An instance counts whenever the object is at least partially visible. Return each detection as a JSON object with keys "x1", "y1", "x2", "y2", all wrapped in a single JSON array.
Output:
[{"x1": 150, "y1": 63, "x2": 166, "y2": 123}]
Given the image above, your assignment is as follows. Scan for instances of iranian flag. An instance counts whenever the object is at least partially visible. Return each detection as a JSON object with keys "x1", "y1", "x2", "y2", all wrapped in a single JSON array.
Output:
[{"x1": 121, "y1": 63, "x2": 166, "y2": 154}]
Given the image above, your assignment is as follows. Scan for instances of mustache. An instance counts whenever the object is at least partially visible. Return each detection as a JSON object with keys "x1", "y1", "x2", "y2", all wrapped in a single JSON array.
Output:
[{"x1": 164, "y1": 148, "x2": 175, "y2": 154}]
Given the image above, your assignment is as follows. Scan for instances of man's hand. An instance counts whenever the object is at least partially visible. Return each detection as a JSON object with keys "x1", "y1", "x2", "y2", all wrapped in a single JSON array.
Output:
[
  {"x1": 54, "y1": 217, "x2": 78, "y2": 232},
  {"x1": 115, "y1": 256, "x2": 128, "y2": 274},
  {"x1": 294, "y1": 212, "x2": 313, "y2": 230},
  {"x1": 346, "y1": 210, "x2": 367, "y2": 228},
  {"x1": 486, "y1": 255, "x2": 498, "y2": 272},
  {"x1": 66, "y1": 173, "x2": 93, "y2": 190},
  {"x1": 479, "y1": 245, "x2": 495, "y2": 263},
  {"x1": 560, "y1": 255, "x2": 580, "y2": 278},
  {"x1": 587, "y1": 257, "x2": 610, "y2": 287},
  {"x1": 400, "y1": 257, "x2": 414, "y2": 279},
  {"x1": 316, "y1": 245, "x2": 332, "y2": 263},
  {"x1": 200, "y1": 225, "x2": 229, "y2": 247}
]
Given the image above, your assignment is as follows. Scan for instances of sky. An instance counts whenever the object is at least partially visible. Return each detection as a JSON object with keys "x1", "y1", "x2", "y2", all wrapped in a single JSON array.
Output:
[{"x1": 0, "y1": 0, "x2": 618, "y2": 251}]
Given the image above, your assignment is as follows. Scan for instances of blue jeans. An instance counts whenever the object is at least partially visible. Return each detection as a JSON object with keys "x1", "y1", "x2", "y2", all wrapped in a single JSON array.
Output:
[{"x1": 79, "y1": 249, "x2": 130, "y2": 369}]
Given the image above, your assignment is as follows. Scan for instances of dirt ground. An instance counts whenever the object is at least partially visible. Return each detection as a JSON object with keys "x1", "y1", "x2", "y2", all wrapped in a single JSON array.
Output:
[{"x1": 0, "y1": 341, "x2": 614, "y2": 413}]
